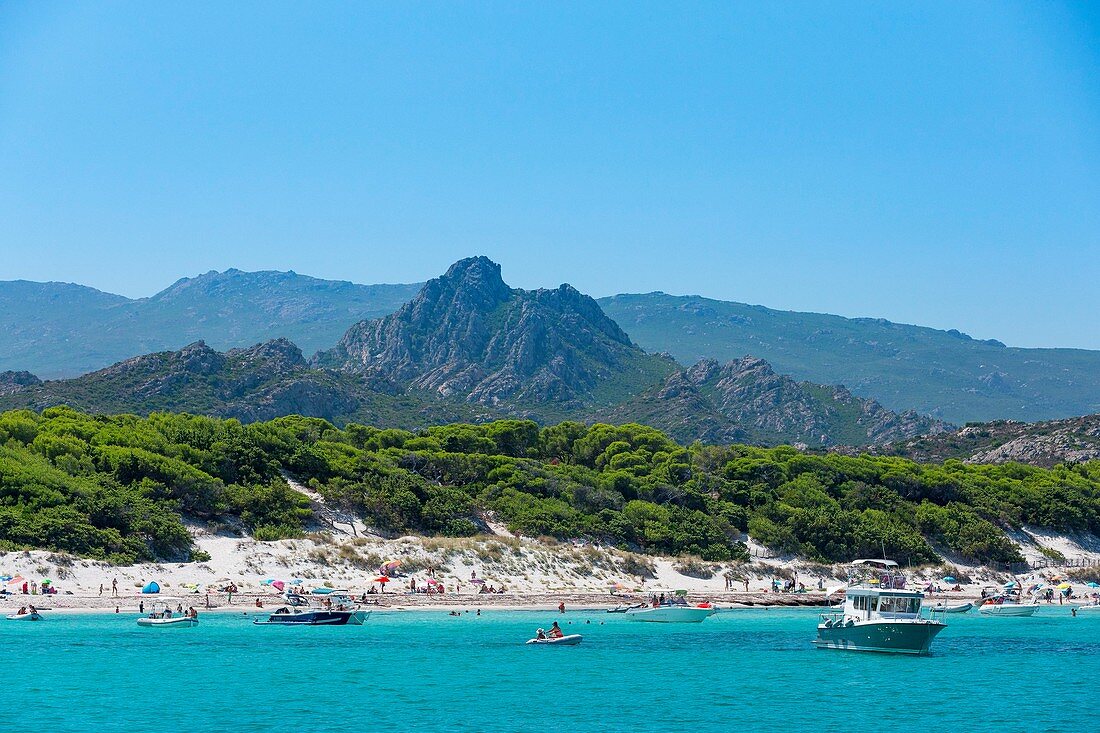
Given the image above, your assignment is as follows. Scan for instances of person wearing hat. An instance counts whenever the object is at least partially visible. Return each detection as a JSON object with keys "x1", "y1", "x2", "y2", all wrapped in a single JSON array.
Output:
[{"x1": 535, "y1": 628, "x2": 547, "y2": 640}]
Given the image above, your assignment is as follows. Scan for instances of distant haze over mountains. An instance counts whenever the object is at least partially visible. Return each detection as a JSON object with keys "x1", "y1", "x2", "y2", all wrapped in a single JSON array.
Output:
[
  {"x1": 0, "y1": 270, "x2": 421, "y2": 379},
  {"x1": 4, "y1": 261, "x2": 1100, "y2": 427},
  {"x1": 0, "y1": 258, "x2": 941, "y2": 448}
]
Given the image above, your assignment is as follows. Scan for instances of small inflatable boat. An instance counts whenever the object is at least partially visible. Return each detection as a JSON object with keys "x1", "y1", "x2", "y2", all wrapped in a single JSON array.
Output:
[
  {"x1": 526, "y1": 634, "x2": 583, "y2": 646},
  {"x1": 6, "y1": 612, "x2": 41, "y2": 621}
]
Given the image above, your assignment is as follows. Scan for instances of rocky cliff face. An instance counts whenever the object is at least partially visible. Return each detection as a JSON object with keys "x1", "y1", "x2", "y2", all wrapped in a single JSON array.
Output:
[
  {"x1": 318, "y1": 257, "x2": 674, "y2": 412},
  {"x1": 597, "y1": 356, "x2": 950, "y2": 447}
]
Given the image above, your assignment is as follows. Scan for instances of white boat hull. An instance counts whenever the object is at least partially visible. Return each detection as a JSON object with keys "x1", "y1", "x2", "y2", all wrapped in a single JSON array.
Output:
[
  {"x1": 625, "y1": 605, "x2": 716, "y2": 623},
  {"x1": 6, "y1": 613, "x2": 42, "y2": 621},
  {"x1": 527, "y1": 634, "x2": 583, "y2": 646},
  {"x1": 929, "y1": 602, "x2": 972, "y2": 614},
  {"x1": 978, "y1": 603, "x2": 1039, "y2": 617},
  {"x1": 137, "y1": 616, "x2": 198, "y2": 627}
]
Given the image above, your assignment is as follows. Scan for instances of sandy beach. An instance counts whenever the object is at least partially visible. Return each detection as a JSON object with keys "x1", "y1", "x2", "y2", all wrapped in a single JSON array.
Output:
[{"x1": 5, "y1": 524, "x2": 1098, "y2": 615}]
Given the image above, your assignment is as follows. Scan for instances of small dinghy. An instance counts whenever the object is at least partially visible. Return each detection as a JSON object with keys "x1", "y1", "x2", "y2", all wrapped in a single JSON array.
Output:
[
  {"x1": 526, "y1": 634, "x2": 583, "y2": 646},
  {"x1": 6, "y1": 612, "x2": 42, "y2": 621},
  {"x1": 929, "y1": 602, "x2": 972, "y2": 614}
]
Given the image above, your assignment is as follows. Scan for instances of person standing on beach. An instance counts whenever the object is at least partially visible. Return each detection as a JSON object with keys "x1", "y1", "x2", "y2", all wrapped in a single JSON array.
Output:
[
  {"x1": 112, "y1": 578, "x2": 118, "y2": 597},
  {"x1": 99, "y1": 583, "x2": 103, "y2": 596}
]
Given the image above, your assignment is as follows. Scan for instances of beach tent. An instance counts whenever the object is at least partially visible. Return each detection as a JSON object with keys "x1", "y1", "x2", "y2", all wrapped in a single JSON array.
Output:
[{"x1": 141, "y1": 581, "x2": 160, "y2": 594}]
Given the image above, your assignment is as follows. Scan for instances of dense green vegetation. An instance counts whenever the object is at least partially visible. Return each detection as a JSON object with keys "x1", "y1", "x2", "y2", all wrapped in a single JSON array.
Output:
[{"x1": 3, "y1": 408, "x2": 1100, "y2": 566}]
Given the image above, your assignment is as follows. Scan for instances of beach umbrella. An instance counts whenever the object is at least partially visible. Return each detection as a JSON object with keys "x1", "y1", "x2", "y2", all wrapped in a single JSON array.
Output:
[
  {"x1": 1003, "y1": 581, "x2": 1017, "y2": 589},
  {"x1": 1050, "y1": 574, "x2": 1065, "y2": 582},
  {"x1": 427, "y1": 578, "x2": 442, "y2": 586},
  {"x1": 381, "y1": 560, "x2": 402, "y2": 573},
  {"x1": 470, "y1": 578, "x2": 486, "y2": 585},
  {"x1": 259, "y1": 579, "x2": 274, "y2": 586},
  {"x1": 6, "y1": 575, "x2": 24, "y2": 585},
  {"x1": 271, "y1": 580, "x2": 285, "y2": 591},
  {"x1": 0, "y1": 575, "x2": 11, "y2": 582},
  {"x1": 1087, "y1": 582, "x2": 1100, "y2": 588},
  {"x1": 373, "y1": 576, "x2": 390, "y2": 584},
  {"x1": 1057, "y1": 582, "x2": 1072, "y2": 590},
  {"x1": 942, "y1": 576, "x2": 956, "y2": 583}
]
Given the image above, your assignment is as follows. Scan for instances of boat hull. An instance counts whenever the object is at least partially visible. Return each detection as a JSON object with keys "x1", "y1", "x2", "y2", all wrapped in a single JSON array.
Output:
[
  {"x1": 978, "y1": 603, "x2": 1039, "y2": 617},
  {"x1": 625, "y1": 606, "x2": 716, "y2": 623},
  {"x1": 813, "y1": 620, "x2": 945, "y2": 655},
  {"x1": 136, "y1": 617, "x2": 198, "y2": 628},
  {"x1": 526, "y1": 634, "x2": 583, "y2": 646},
  {"x1": 6, "y1": 613, "x2": 42, "y2": 621},
  {"x1": 253, "y1": 610, "x2": 359, "y2": 626},
  {"x1": 930, "y1": 602, "x2": 972, "y2": 614}
]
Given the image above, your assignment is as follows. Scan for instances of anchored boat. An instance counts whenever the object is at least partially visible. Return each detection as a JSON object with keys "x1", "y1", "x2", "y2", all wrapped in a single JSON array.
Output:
[
  {"x1": 813, "y1": 559, "x2": 945, "y2": 656},
  {"x1": 253, "y1": 607, "x2": 369, "y2": 626},
  {"x1": 625, "y1": 590, "x2": 717, "y2": 623},
  {"x1": 978, "y1": 593, "x2": 1040, "y2": 616},
  {"x1": 137, "y1": 601, "x2": 198, "y2": 628}
]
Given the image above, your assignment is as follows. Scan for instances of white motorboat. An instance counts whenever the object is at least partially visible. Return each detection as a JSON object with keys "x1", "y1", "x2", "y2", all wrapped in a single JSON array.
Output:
[
  {"x1": 526, "y1": 634, "x2": 583, "y2": 646},
  {"x1": 137, "y1": 615, "x2": 198, "y2": 628},
  {"x1": 625, "y1": 591, "x2": 717, "y2": 623},
  {"x1": 814, "y1": 559, "x2": 945, "y2": 655},
  {"x1": 977, "y1": 594, "x2": 1040, "y2": 616},
  {"x1": 137, "y1": 600, "x2": 199, "y2": 627}
]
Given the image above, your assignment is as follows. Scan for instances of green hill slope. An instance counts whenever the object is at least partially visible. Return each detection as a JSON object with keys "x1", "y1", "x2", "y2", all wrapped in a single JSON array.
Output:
[{"x1": 599, "y1": 292, "x2": 1100, "y2": 424}]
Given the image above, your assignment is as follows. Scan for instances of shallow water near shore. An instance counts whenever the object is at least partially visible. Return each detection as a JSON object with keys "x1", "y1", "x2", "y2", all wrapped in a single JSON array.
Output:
[{"x1": 10, "y1": 607, "x2": 1098, "y2": 732}]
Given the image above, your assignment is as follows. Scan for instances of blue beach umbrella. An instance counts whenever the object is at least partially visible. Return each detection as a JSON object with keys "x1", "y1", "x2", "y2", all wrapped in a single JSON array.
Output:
[
  {"x1": 942, "y1": 576, "x2": 956, "y2": 583},
  {"x1": 1087, "y1": 582, "x2": 1099, "y2": 588}
]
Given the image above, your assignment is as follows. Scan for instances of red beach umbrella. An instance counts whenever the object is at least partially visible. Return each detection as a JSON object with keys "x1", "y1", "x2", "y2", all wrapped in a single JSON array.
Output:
[{"x1": 373, "y1": 576, "x2": 390, "y2": 584}]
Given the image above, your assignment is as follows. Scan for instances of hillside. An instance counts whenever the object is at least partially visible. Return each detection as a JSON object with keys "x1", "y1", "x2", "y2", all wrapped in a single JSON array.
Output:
[
  {"x1": 0, "y1": 259, "x2": 950, "y2": 447},
  {"x1": 877, "y1": 414, "x2": 1100, "y2": 467},
  {"x1": 0, "y1": 270, "x2": 421, "y2": 378},
  {"x1": 0, "y1": 339, "x2": 495, "y2": 428},
  {"x1": 598, "y1": 357, "x2": 950, "y2": 448},
  {"x1": 4, "y1": 408, "x2": 1100, "y2": 569},
  {"x1": 599, "y1": 292, "x2": 1100, "y2": 424}
]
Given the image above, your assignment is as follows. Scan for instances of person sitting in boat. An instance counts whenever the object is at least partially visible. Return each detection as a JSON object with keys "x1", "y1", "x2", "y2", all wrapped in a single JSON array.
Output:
[
  {"x1": 16, "y1": 606, "x2": 27, "y2": 615},
  {"x1": 535, "y1": 628, "x2": 547, "y2": 640},
  {"x1": 548, "y1": 622, "x2": 564, "y2": 639}
]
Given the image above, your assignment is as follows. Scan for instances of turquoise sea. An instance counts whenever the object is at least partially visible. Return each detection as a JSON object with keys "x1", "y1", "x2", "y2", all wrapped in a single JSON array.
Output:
[{"x1": 10, "y1": 607, "x2": 1098, "y2": 732}]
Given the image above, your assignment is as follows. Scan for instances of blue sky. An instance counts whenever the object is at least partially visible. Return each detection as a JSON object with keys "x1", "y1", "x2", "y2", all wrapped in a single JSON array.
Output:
[{"x1": 1, "y1": 2, "x2": 1098, "y2": 348}]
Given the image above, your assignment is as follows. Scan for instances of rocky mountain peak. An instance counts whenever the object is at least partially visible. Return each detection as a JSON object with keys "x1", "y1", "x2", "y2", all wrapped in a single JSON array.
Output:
[{"x1": 317, "y1": 257, "x2": 671, "y2": 409}]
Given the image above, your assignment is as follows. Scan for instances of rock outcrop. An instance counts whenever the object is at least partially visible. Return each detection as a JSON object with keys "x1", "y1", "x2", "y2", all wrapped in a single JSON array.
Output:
[
  {"x1": 317, "y1": 256, "x2": 674, "y2": 411},
  {"x1": 597, "y1": 356, "x2": 951, "y2": 447},
  {"x1": 0, "y1": 371, "x2": 40, "y2": 396}
]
